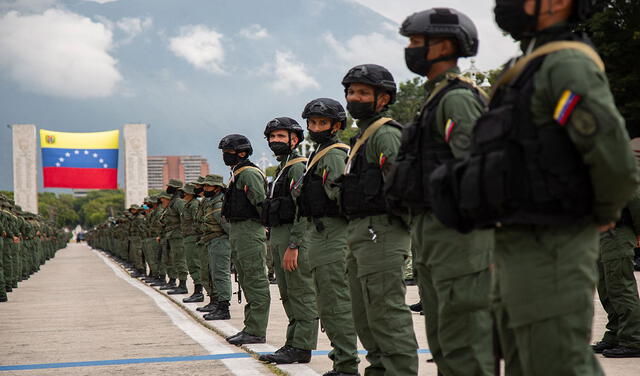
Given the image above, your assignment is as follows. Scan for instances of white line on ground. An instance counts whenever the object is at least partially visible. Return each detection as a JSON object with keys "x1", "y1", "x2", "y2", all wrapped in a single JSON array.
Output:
[{"x1": 93, "y1": 247, "x2": 267, "y2": 376}]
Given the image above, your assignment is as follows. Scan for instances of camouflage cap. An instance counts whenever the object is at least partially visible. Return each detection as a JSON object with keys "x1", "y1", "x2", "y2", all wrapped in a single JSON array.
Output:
[
  {"x1": 158, "y1": 191, "x2": 172, "y2": 200},
  {"x1": 143, "y1": 196, "x2": 151, "y2": 203},
  {"x1": 130, "y1": 204, "x2": 141, "y2": 210},
  {"x1": 181, "y1": 183, "x2": 196, "y2": 195},
  {"x1": 204, "y1": 174, "x2": 226, "y2": 188},
  {"x1": 147, "y1": 196, "x2": 159, "y2": 204},
  {"x1": 197, "y1": 176, "x2": 206, "y2": 184},
  {"x1": 167, "y1": 179, "x2": 183, "y2": 188}
]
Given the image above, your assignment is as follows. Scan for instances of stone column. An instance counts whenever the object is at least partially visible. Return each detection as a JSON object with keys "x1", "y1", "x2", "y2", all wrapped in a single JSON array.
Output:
[
  {"x1": 12, "y1": 124, "x2": 38, "y2": 214},
  {"x1": 123, "y1": 124, "x2": 149, "y2": 208}
]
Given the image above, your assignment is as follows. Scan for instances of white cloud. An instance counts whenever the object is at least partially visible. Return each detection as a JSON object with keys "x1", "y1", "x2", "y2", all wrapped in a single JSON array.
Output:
[
  {"x1": 324, "y1": 32, "x2": 406, "y2": 78},
  {"x1": 0, "y1": 0, "x2": 57, "y2": 13},
  {"x1": 116, "y1": 16, "x2": 152, "y2": 43},
  {"x1": 239, "y1": 24, "x2": 269, "y2": 40},
  {"x1": 270, "y1": 51, "x2": 319, "y2": 93},
  {"x1": 0, "y1": 9, "x2": 122, "y2": 98},
  {"x1": 169, "y1": 25, "x2": 226, "y2": 74},
  {"x1": 82, "y1": 0, "x2": 119, "y2": 3}
]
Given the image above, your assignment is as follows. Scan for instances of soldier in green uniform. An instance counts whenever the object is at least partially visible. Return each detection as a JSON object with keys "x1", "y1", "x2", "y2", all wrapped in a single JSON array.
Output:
[
  {"x1": 161, "y1": 180, "x2": 189, "y2": 295},
  {"x1": 259, "y1": 117, "x2": 319, "y2": 364},
  {"x1": 391, "y1": 8, "x2": 495, "y2": 375},
  {"x1": 219, "y1": 134, "x2": 270, "y2": 345},
  {"x1": 592, "y1": 190, "x2": 640, "y2": 358},
  {"x1": 298, "y1": 98, "x2": 360, "y2": 376},
  {"x1": 430, "y1": 1, "x2": 640, "y2": 374},
  {"x1": 128, "y1": 205, "x2": 146, "y2": 278},
  {"x1": 339, "y1": 64, "x2": 419, "y2": 375},
  {"x1": 181, "y1": 183, "x2": 205, "y2": 303},
  {"x1": 155, "y1": 191, "x2": 172, "y2": 288},
  {"x1": 199, "y1": 174, "x2": 233, "y2": 320},
  {"x1": 0, "y1": 196, "x2": 9, "y2": 302},
  {"x1": 142, "y1": 197, "x2": 162, "y2": 284}
]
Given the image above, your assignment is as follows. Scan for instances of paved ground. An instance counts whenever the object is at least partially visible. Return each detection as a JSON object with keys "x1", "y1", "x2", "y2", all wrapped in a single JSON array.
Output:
[{"x1": 1, "y1": 242, "x2": 639, "y2": 375}]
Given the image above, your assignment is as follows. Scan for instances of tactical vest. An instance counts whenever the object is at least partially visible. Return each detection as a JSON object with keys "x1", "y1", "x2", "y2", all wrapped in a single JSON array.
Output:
[
  {"x1": 298, "y1": 143, "x2": 348, "y2": 219},
  {"x1": 181, "y1": 199, "x2": 199, "y2": 236},
  {"x1": 432, "y1": 53, "x2": 592, "y2": 230},
  {"x1": 386, "y1": 77, "x2": 485, "y2": 213},
  {"x1": 262, "y1": 160, "x2": 303, "y2": 227},
  {"x1": 340, "y1": 121, "x2": 402, "y2": 219},
  {"x1": 222, "y1": 161, "x2": 264, "y2": 222}
]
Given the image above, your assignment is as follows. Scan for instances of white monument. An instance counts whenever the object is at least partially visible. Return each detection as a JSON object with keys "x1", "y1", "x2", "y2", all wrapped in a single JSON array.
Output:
[
  {"x1": 11, "y1": 124, "x2": 38, "y2": 214},
  {"x1": 123, "y1": 123, "x2": 149, "y2": 208}
]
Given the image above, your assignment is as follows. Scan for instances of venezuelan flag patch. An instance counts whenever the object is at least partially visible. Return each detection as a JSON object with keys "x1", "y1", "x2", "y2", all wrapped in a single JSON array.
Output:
[
  {"x1": 444, "y1": 119, "x2": 456, "y2": 143},
  {"x1": 553, "y1": 90, "x2": 582, "y2": 126}
]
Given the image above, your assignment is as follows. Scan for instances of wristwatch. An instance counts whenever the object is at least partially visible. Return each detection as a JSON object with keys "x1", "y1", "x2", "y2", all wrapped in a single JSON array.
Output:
[{"x1": 288, "y1": 242, "x2": 299, "y2": 249}]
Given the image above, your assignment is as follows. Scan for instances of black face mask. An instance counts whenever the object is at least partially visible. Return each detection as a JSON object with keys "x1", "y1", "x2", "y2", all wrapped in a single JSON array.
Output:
[
  {"x1": 194, "y1": 187, "x2": 203, "y2": 195},
  {"x1": 494, "y1": 0, "x2": 536, "y2": 40},
  {"x1": 309, "y1": 129, "x2": 334, "y2": 144},
  {"x1": 223, "y1": 152, "x2": 240, "y2": 166},
  {"x1": 268, "y1": 141, "x2": 291, "y2": 156},
  {"x1": 204, "y1": 190, "x2": 215, "y2": 198},
  {"x1": 404, "y1": 45, "x2": 431, "y2": 76},
  {"x1": 166, "y1": 186, "x2": 177, "y2": 194},
  {"x1": 347, "y1": 101, "x2": 376, "y2": 119},
  {"x1": 179, "y1": 191, "x2": 185, "y2": 199}
]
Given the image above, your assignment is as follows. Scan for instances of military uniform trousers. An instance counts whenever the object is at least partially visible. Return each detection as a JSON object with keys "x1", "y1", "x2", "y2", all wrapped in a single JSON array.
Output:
[
  {"x1": 0, "y1": 239, "x2": 6, "y2": 298},
  {"x1": 346, "y1": 214, "x2": 418, "y2": 376},
  {"x1": 167, "y1": 237, "x2": 188, "y2": 281},
  {"x1": 158, "y1": 238, "x2": 169, "y2": 278},
  {"x1": 306, "y1": 216, "x2": 360, "y2": 374},
  {"x1": 143, "y1": 237, "x2": 160, "y2": 277},
  {"x1": 229, "y1": 220, "x2": 270, "y2": 337},
  {"x1": 206, "y1": 235, "x2": 232, "y2": 302},
  {"x1": 597, "y1": 225, "x2": 640, "y2": 349},
  {"x1": 494, "y1": 222, "x2": 604, "y2": 376},
  {"x1": 412, "y1": 212, "x2": 494, "y2": 376},
  {"x1": 183, "y1": 235, "x2": 202, "y2": 284},
  {"x1": 270, "y1": 223, "x2": 319, "y2": 351},
  {"x1": 2, "y1": 239, "x2": 13, "y2": 289},
  {"x1": 128, "y1": 237, "x2": 144, "y2": 271}
]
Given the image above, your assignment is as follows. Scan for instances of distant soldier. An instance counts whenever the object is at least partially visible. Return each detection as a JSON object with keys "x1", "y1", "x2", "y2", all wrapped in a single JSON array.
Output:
[{"x1": 181, "y1": 183, "x2": 205, "y2": 303}]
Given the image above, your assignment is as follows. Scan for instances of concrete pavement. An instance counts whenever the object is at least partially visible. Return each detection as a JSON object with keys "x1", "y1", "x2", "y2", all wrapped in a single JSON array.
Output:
[{"x1": 1, "y1": 242, "x2": 639, "y2": 375}]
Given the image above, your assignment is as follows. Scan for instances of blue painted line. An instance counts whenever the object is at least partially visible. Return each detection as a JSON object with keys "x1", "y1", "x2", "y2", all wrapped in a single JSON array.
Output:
[{"x1": 0, "y1": 349, "x2": 431, "y2": 371}]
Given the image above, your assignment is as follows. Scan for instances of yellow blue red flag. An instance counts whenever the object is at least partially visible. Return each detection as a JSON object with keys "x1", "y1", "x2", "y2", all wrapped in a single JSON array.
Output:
[{"x1": 40, "y1": 129, "x2": 119, "y2": 189}]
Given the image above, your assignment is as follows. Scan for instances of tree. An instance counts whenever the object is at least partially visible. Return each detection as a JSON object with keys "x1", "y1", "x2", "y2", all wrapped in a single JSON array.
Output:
[
  {"x1": 583, "y1": 1, "x2": 640, "y2": 136},
  {"x1": 387, "y1": 77, "x2": 427, "y2": 124}
]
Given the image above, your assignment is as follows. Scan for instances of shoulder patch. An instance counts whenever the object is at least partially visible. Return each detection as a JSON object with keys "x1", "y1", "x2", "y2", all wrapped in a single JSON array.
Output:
[
  {"x1": 554, "y1": 90, "x2": 582, "y2": 126},
  {"x1": 444, "y1": 119, "x2": 456, "y2": 143}
]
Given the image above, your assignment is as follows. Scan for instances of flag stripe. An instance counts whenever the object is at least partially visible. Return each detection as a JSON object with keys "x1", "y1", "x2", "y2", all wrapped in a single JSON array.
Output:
[
  {"x1": 43, "y1": 167, "x2": 117, "y2": 189},
  {"x1": 42, "y1": 148, "x2": 118, "y2": 168},
  {"x1": 40, "y1": 129, "x2": 119, "y2": 149}
]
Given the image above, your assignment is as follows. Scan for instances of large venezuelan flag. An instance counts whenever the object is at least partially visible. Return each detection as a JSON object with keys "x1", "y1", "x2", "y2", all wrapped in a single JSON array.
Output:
[{"x1": 40, "y1": 129, "x2": 119, "y2": 189}]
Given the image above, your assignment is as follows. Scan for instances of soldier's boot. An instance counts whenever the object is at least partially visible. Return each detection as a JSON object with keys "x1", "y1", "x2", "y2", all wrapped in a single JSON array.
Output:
[
  {"x1": 196, "y1": 296, "x2": 218, "y2": 312},
  {"x1": 259, "y1": 345, "x2": 290, "y2": 362},
  {"x1": 602, "y1": 346, "x2": 640, "y2": 358},
  {"x1": 592, "y1": 341, "x2": 617, "y2": 354},
  {"x1": 167, "y1": 279, "x2": 188, "y2": 295},
  {"x1": 322, "y1": 371, "x2": 360, "y2": 376},
  {"x1": 268, "y1": 272, "x2": 277, "y2": 284},
  {"x1": 183, "y1": 284, "x2": 204, "y2": 303},
  {"x1": 159, "y1": 278, "x2": 176, "y2": 290},
  {"x1": 204, "y1": 300, "x2": 230, "y2": 320},
  {"x1": 5, "y1": 285, "x2": 12, "y2": 293},
  {"x1": 0, "y1": 295, "x2": 7, "y2": 303},
  {"x1": 409, "y1": 301, "x2": 422, "y2": 312},
  {"x1": 264, "y1": 346, "x2": 311, "y2": 364}
]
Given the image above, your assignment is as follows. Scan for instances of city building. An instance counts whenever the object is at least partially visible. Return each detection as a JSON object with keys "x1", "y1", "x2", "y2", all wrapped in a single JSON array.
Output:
[{"x1": 147, "y1": 155, "x2": 209, "y2": 190}]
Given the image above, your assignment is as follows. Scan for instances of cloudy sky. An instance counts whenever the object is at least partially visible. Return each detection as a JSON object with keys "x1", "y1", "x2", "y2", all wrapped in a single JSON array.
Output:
[{"x1": 0, "y1": 0, "x2": 519, "y2": 192}]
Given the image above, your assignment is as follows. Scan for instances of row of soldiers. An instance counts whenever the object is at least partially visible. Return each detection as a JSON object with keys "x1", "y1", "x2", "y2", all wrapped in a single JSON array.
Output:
[
  {"x1": 96, "y1": 1, "x2": 640, "y2": 375},
  {"x1": 0, "y1": 194, "x2": 71, "y2": 302}
]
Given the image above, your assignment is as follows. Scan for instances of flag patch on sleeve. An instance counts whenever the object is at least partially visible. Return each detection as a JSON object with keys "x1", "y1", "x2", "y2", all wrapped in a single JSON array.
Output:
[
  {"x1": 553, "y1": 90, "x2": 582, "y2": 126},
  {"x1": 444, "y1": 119, "x2": 456, "y2": 143}
]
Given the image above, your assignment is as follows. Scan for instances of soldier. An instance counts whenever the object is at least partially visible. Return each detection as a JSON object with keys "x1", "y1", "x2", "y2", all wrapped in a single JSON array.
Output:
[
  {"x1": 592, "y1": 189, "x2": 640, "y2": 358},
  {"x1": 259, "y1": 117, "x2": 319, "y2": 364},
  {"x1": 181, "y1": 183, "x2": 204, "y2": 303},
  {"x1": 128, "y1": 205, "x2": 146, "y2": 278},
  {"x1": 149, "y1": 196, "x2": 168, "y2": 287},
  {"x1": 391, "y1": 8, "x2": 495, "y2": 375},
  {"x1": 219, "y1": 134, "x2": 270, "y2": 345},
  {"x1": 198, "y1": 174, "x2": 232, "y2": 320},
  {"x1": 430, "y1": 0, "x2": 640, "y2": 374},
  {"x1": 142, "y1": 197, "x2": 162, "y2": 285},
  {"x1": 162, "y1": 180, "x2": 189, "y2": 295},
  {"x1": 339, "y1": 64, "x2": 419, "y2": 374},
  {"x1": 158, "y1": 189, "x2": 178, "y2": 291},
  {"x1": 298, "y1": 98, "x2": 360, "y2": 376}
]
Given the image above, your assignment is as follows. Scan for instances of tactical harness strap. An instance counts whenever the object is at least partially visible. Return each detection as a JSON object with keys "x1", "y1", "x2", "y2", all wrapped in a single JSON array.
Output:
[
  {"x1": 345, "y1": 117, "x2": 393, "y2": 173},
  {"x1": 493, "y1": 41, "x2": 604, "y2": 95},
  {"x1": 233, "y1": 165, "x2": 266, "y2": 179},
  {"x1": 306, "y1": 143, "x2": 350, "y2": 173}
]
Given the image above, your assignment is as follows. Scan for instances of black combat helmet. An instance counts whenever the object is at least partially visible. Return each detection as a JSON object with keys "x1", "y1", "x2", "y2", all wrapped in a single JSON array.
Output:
[
  {"x1": 400, "y1": 8, "x2": 479, "y2": 57},
  {"x1": 341, "y1": 64, "x2": 397, "y2": 105},
  {"x1": 218, "y1": 134, "x2": 253, "y2": 156},
  {"x1": 263, "y1": 117, "x2": 305, "y2": 142},
  {"x1": 301, "y1": 98, "x2": 347, "y2": 130}
]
